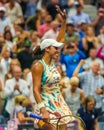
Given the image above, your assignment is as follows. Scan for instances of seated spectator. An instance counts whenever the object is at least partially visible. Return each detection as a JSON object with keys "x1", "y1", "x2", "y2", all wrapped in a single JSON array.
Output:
[
  {"x1": 98, "y1": 25, "x2": 104, "y2": 45},
  {"x1": 30, "y1": 31, "x2": 40, "y2": 49},
  {"x1": 69, "y1": 2, "x2": 91, "y2": 27},
  {"x1": 64, "y1": 21, "x2": 80, "y2": 45},
  {"x1": 5, "y1": 0, "x2": 24, "y2": 24},
  {"x1": 14, "y1": 95, "x2": 35, "y2": 124},
  {"x1": 13, "y1": 23, "x2": 30, "y2": 53},
  {"x1": 4, "y1": 65, "x2": 30, "y2": 118},
  {"x1": 0, "y1": 6, "x2": 11, "y2": 33},
  {"x1": 26, "y1": 10, "x2": 42, "y2": 31},
  {"x1": 38, "y1": 14, "x2": 52, "y2": 38},
  {"x1": 4, "y1": 30, "x2": 15, "y2": 50},
  {"x1": 25, "y1": 0, "x2": 38, "y2": 19},
  {"x1": 5, "y1": 58, "x2": 23, "y2": 82},
  {"x1": 83, "y1": 48, "x2": 104, "y2": 71},
  {"x1": 67, "y1": 0, "x2": 84, "y2": 18},
  {"x1": 60, "y1": 41, "x2": 86, "y2": 78},
  {"x1": 82, "y1": 25, "x2": 99, "y2": 57},
  {"x1": 42, "y1": 20, "x2": 59, "y2": 40},
  {"x1": 93, "y1": 2, "x2": 104, "y2": 36},
  {"x1": 73, "y1": 60, "x2": 104, "y2": 115},
  {"x1": 46, "y1": 0, "x2": 59, "y2": 20},
  {"x1": 77, "y1": 96, "x2": 99, "y2": 130},
  {"x1": 17, "y1": 38, "x2": 34, "y2": 70},
  {"x1": 78, "y1": 20, "x2": 87, "y2": 50},
  {"x1": 62, "y1": 76, "x2": 85, "y2": 115},
  {"x1": 0, "y1": 46, "x2": 11, "y2": 75}
]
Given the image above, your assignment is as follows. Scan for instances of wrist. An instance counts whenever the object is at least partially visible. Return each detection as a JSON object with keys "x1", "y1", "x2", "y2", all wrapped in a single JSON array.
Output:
[
  {"x1": 37, "y1": 102, "x2": 45, "y2": 110},
  {"x1": 40, "y1": 107, "x2": 47, "y2": 114}
]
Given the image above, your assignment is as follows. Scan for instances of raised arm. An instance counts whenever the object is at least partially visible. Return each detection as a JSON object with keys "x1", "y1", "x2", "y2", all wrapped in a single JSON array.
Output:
[
  {"x1": 55, "y1": 5, "x2": 66, "y2": 42},
  {"x1": 73, "y1": 60, "x2": 85, "y2": 77}
]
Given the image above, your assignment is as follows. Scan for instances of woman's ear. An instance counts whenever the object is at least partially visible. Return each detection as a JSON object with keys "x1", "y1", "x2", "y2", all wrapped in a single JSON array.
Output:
[{"x1": 45, "y1": 47, "x2": 50, "y2": 53}]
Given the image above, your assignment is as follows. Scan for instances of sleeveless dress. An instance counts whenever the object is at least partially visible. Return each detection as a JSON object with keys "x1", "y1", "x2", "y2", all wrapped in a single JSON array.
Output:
[
  {"x1": 65, "y1": 87, "x2": 81, "y2": 116},
  {"x1": 34, "y1": 59, "x2": 73, "y2": 125}
]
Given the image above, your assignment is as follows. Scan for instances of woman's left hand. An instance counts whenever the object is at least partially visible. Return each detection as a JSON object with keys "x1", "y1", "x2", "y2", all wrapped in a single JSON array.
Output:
[{"x1": 55, "y1": 5, "x2": 66, "y2": 19}]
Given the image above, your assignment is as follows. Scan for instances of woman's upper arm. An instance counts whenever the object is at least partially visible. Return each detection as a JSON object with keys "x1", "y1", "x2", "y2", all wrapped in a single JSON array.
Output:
[{"x1": 31, "y1": 62, "x2": 44, "y2": 92}]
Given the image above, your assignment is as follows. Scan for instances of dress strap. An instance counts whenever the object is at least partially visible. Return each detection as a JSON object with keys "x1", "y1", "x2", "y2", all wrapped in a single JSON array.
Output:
[{"x1": 39, "y1": 59, "x2": 46, "y2": 72}]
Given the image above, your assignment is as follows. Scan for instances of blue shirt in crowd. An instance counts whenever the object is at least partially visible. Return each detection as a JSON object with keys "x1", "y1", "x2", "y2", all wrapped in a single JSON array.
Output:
[
  {"x1": 70, "y1": 12, "x2": 91, "y2": 26},
  {"x1": 60, "y1": 50, "x2": 86, "y2": 78}
]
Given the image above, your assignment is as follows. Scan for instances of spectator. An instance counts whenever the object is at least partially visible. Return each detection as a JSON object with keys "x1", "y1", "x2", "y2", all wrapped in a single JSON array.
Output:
[
  {"x1": 4, "y1": 58, "x2": 23, "y2": 82},
  {"x1": 78, "y1": 20, "x2": 87, "y2": 50},
  {"x1": 0, "y1": 46, "x2": 11, "y2": 75},
  {"x1": 73, "y1": 60, "x2": 104, "y2": 115},
  {"x1": 82, "y1": 25, "x2": 99, "y2": 57},
  {"x1": 4, "y1": 65, "x2": 30, "y2": 118},
  {"x1": 77, "y1": 96, "x2": 99, "y2": 130},
  {"x1": 5, "y1": 0, "x2": 24, "y2": 24},
  {"x1": 25, "y1": 0, "x2": 38, "y2": 19},
  {"x1": 4, "y1": 30, "x2": 14, "y2": 50},
  {"x1": 46, "y1": 0, "x2": 59, "y2": 20},
  {"x1": 14, "y1": 95, "x2": 35, "y2": 124},
  {"x1": 70, "y1": 2, "x2": 91, "y2": 27},
  {"x1": 67, "y1": 0, "x2": 84, "y2": 18},
  {"x1": 42, "y1": 20, "x2": 59, "y2": 40},
  {"x1": 0, "y1": 6, "x2": 11, "y2": 33},
  {"x1": 62, "y1": 76, "x2": 85, "y2": 115},
  {"x1": 83, "y1": 48, "x2": 104, "y2": 71},
  {"x1": 98, "y1": 25, "x2": 104, "y2": 45},
  {"x1": 64, "y1": 21, "x2": 80, "y2": 45},
  {"x1": 38, "y1": 14, "x2": 52, "y2": 37},
  {"x1": 93, "y1": 3, "x2": 104, "y2": 36},
  {"x1": 30, "y1": 31, "x2": 40, "y2": 49},
  {"x1": 60, "y1": 41, "x2": 86, "y2": 78},
  {"x1": 26, "y1": 9, "x2": 41, "y2": 31},
  {"x1": 17, "y1": 38, "x2": 34, "y2": 70}
]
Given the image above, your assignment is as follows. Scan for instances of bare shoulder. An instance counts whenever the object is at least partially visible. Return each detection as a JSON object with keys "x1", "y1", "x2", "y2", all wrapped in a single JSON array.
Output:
[{"x1": 31, "y1": 61, "x2": 44, "y2": 73}]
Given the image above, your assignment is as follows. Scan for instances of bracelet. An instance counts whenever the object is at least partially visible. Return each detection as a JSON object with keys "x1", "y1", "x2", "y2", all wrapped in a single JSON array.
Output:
[{"x1": 37, "y1": 102, "x2": 45, "y2": 110}]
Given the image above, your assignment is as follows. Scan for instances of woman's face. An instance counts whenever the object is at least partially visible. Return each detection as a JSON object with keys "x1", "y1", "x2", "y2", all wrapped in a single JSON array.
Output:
[
  {"x1": 70, "y1": 82, "x2": 78, "y2": 92},
  {"x1": 87, "y1": 100, "x2": 95, "y2": 111},
  {"x1": 86, "y1": 27, "x2": 94, "y2": 36},
  {"x1": 48, "y1": 46, "x2": 61, "y2": 59},
  {"x1": 67, "y1": 43, "x2": 76, "y2": 54},
  {"x1": 5, "y1": 32, "x2": 12, "y2": 40}
]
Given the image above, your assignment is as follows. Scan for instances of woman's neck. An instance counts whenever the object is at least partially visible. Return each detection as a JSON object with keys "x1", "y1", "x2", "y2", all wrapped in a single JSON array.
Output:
[{"x1": 43, "y1": 54, "x2": 52, "y2": 65}]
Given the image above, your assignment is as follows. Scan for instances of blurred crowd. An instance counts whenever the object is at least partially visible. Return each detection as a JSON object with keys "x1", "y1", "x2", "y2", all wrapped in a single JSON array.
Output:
[{"x1": 0, "y1": 0, "x2": 104, "y2": 130}]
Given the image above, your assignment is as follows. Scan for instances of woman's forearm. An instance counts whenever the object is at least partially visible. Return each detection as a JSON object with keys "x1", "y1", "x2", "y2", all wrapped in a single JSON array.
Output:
[{"x1": 56, "y1": 20, "x2": 66, "y2": 42}]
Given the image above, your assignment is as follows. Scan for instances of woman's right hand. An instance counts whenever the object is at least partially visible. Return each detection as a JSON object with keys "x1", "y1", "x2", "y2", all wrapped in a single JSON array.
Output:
[{"x1": 40, "y1": 108, "x2": 50, "y2": 123}]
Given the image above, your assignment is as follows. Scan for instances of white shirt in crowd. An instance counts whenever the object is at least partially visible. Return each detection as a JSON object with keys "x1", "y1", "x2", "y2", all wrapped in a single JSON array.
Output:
[{"x1": 4, "y1": 77, "x2": 30, "y2": 117}]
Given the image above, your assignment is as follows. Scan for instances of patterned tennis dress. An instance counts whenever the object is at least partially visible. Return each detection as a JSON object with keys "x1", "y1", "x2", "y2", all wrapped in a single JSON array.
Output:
[{"x1": 35, "y1": 59, "x2": 74, "y2": 125}]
